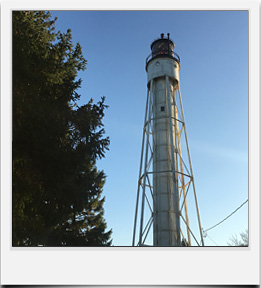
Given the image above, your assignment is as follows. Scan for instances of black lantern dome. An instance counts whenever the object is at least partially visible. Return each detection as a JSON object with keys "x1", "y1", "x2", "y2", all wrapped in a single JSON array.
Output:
[{"x1": 146, "y1": 33, "x2": 180, "y2": 70}]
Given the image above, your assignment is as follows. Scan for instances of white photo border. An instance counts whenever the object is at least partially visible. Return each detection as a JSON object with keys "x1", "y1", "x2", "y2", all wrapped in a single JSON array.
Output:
[{"x1": 1, "y1": 0, "x2": 259, "y2": 285}]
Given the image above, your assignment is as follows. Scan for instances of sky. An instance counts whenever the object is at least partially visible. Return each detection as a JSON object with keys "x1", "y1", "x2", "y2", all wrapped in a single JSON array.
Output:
[{"x1": 50, "y1": 10, "x2": 248, "y2": 246}]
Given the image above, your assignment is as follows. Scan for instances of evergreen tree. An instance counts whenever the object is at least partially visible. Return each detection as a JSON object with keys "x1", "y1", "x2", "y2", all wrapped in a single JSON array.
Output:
[{"x1": 12, "y1": 11, "x2": 112, "y2": 246}]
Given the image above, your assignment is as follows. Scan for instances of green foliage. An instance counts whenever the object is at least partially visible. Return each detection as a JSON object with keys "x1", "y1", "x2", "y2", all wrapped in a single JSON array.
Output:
[{"x1": 12, "y1": 11, "x2": 112, "y2": 246}]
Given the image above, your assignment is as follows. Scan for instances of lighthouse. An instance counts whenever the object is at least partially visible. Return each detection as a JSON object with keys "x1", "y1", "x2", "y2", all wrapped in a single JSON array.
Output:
[{"x1": 132, "y1": 33, "x2": 204, "y2": 246}]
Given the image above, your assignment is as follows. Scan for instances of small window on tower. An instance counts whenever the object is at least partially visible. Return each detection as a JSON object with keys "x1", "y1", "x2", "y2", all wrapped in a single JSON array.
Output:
[{"x1": 161, "y1": 106, "x2": 165, "y2": 112}]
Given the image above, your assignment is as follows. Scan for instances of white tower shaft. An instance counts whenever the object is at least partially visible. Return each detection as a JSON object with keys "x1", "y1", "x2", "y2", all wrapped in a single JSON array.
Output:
[{"x1": 151, "y1": 75, "x2": 180, "y2": 246}]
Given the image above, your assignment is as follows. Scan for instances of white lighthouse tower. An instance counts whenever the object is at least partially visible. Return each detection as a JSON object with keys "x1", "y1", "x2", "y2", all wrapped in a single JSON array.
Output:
[{"x1": 132, "y1": 33, "x2": 204, "y2": 246}]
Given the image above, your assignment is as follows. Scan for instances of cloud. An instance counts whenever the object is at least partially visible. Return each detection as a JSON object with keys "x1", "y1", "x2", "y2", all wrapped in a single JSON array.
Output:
[{"x1": 191, "y1": 139, "x2": 248, "y2": 163}]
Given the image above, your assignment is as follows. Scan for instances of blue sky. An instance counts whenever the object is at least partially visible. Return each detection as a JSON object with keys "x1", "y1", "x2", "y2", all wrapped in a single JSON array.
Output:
[{"x1": 50, "y1": 10, "x2": 248, "y2": 246}]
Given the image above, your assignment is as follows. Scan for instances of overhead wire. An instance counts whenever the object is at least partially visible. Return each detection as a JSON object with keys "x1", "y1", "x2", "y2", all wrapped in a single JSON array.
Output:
[
  {"x1": 203, "y1": 199, "x2": 248, "y2": 233},
  {"x1": 206, "y1": 234, "x2": 219, "y2": 246}
]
